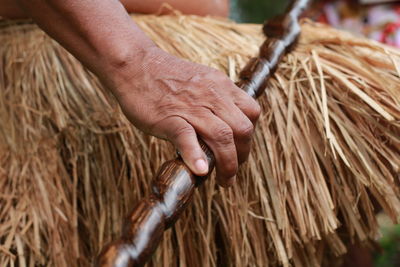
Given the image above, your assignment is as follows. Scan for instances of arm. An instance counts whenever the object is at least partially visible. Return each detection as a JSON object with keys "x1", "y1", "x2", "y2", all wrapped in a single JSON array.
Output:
[
  {"x1": 1, "y1": 0, "x2": 229, "y2": 19},
  {"x1": 120, "y1": 0, "x2": 229, "y2": 17},
  {"x1": 14, "y1": 0, "x2": 260, "y2": 186}
]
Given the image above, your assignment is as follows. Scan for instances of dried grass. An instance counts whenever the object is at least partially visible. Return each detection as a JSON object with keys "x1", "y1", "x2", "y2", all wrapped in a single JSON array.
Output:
[{"x1": 0, "y1": 15, "x2": 399, "y2": 267}]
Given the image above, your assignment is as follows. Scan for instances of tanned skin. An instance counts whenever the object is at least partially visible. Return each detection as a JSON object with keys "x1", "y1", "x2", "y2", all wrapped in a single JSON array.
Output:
[
  {"x1": 1, "y1": 0, "x2": 260, "y2": 187},
  {"x1": 0, "y1": 0, "x2": 229, "y2": 19}
]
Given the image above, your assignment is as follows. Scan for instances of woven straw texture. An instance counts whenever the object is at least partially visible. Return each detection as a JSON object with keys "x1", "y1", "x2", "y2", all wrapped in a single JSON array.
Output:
[{"x1": 0, "y1": 15, "x2": 399, "y2": 266}]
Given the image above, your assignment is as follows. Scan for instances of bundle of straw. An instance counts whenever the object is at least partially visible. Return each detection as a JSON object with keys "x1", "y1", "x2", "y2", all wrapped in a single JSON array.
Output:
[{"x1": 0, "y1": 15, "x2": 399, "y2": 267}]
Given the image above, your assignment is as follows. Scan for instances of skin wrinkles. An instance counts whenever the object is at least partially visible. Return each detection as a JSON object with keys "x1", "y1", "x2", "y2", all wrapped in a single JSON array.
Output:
[
  {"x1": 110, "y1": 47, "x2": 260, "y2": 183},
  {"x1": 7, "y1": 0, "x2": 261, "y2": 186}
]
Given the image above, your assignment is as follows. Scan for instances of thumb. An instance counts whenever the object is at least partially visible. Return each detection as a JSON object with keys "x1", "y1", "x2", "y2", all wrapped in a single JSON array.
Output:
[{"x1": 158, "y1": 117, "x2": 209, "y2": 176}]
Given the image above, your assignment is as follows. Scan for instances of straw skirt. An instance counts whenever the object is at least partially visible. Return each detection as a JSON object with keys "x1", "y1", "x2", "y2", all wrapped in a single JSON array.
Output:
[{"x1": 0, "y1": 15, "x2": 399, "y2": 266}]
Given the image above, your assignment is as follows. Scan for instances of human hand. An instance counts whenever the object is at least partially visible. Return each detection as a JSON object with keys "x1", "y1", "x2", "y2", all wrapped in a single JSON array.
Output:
[
  {"x1": 109, "y1": 47, "x2": 261, "y2": 187},
  {"x1": 13, "y1": 0, "x2": 256, "y2": 187}
]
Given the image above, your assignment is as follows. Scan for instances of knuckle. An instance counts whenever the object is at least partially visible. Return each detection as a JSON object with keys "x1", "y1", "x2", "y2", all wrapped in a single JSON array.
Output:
[
  {"x1": 202, "y1": 81, "x2": 220, "y2": 100},
  {"x1": 213, "y1": 126, "x2": 234, "y2": 146},
  {"x1": 170, "y1": 124, "x2": 193, "y2": 141},
  {"x1": 206, "y1": 70, "x2": 232, "y2": 90},
  {"x1": 252, "y1": 103, "x2": 262, "y2": 119},
  {"x1": 246, "y1": 102, "x2": 261, "y2": 121},
  {"x1": 235, "y1": 92, "x2": 262, "y2": 122},
  {"x1": 235, "y1": 121, "x2": 254, "y2": 140}
]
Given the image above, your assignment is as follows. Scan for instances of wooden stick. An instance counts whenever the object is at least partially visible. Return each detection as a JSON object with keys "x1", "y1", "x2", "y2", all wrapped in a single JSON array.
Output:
[{"x1": 96, "y1": 1, "x2": 310, "y2": 266}]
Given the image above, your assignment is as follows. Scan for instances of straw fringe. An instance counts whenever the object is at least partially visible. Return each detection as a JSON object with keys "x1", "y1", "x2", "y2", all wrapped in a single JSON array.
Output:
[{"x1": 0, "y1": 15, "x2": 399, "y2": 266}]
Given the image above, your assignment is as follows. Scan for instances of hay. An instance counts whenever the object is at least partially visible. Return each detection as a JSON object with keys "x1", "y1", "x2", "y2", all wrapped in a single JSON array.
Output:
[{"x1": 0, "y1": 15, "x2": 399, "y2": 267}]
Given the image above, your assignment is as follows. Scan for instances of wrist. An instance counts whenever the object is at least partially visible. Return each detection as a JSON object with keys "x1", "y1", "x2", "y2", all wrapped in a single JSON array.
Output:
[{"x1": 99, "y1": 44, "x2": 162, "y2": 98}]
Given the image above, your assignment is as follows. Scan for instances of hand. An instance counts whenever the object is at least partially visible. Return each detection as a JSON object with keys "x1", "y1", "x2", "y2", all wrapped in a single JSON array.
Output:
[{"x1": 109, "y1": 47, "x2": 261, "y2": 187}]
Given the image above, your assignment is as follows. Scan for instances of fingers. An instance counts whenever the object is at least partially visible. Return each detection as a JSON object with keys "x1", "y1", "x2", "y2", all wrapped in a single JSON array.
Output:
[
  {"x1": 211, "y1": 71, "x2": 261, "y2": 124},
  {"x1": 189, "y1": 112, "x2": 238, "y2": 187},
  {"x1": 157, "y1": 116, "x2": 209, "y2": 176},
  {"x1": 149, "y1": 72, "x2": 261, "y2": 188},
  {"x1": 212, "y1": 81, "x2": 261, "y2": 164},
  {"x1": 212, "y1": 103, "x2": 255, "y2": 164},
  {"x1": 233, "y1": 89, "x2": 262, "y2": 124}
]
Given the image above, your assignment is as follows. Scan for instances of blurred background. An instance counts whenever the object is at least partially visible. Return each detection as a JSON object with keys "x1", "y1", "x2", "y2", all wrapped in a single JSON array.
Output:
[
  {"x1": 230, "y1": 0, "x2": 289, "y2": 23},
  {"x1": 231, "y1": 1, "x2": 400, "y2": 266},
  {"x1": 231, "y1": 0, "x2": 400, "y2": 48}
]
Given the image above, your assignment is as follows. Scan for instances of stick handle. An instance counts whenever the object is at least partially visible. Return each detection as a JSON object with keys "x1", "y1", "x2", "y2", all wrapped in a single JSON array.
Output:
[
  {"x1": 96, "y1": 1, "x2": 309, "y2": 266},
  {"x1": 96, "y1": 141, "x2": 215, "y2": 267}
]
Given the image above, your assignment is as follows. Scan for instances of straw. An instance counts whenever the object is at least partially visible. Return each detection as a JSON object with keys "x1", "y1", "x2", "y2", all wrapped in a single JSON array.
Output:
[{"x1": 0, "y1": 15, "x2": 399, "y2": 266}]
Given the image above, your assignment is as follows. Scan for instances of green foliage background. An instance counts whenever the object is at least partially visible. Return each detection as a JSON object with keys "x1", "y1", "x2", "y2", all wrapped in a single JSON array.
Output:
[
  {"x1": 375, "y1": 224, "x2": 400, "y2": 267},
  {"x1": 231, "y1": 0, "x2": 290, "y2": 23}
]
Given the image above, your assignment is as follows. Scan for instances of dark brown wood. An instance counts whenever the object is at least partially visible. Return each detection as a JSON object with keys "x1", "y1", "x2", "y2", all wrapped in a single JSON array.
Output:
[{"x1": 96, "y1": 1, "x2": 309, "y2": 266}]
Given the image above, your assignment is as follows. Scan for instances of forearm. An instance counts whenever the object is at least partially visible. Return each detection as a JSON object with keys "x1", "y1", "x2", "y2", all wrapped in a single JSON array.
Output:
[
  {"x1": 15, "y1": 0, "x2": 155, "y2": 90},
  {"x1": 1, "y1": 0, "x2": 229, "y2": 19},
  {"x1": 120, "y1": 0, "x2": 229, "y2": 17},
  {"x1": 3, "y1": 0, "x2": 259, "y2": 191}
]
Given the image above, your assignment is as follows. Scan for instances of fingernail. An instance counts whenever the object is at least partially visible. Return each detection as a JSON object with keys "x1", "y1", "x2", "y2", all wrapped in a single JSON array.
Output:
[{"x1": 194, "y1": 159, "x2": 208, "y2": 175}]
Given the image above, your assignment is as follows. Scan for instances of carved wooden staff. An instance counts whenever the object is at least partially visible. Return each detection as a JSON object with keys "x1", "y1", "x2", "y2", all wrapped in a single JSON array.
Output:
[{"x1": 96, "y1": 0, "x2": 309, "y2": 266}]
